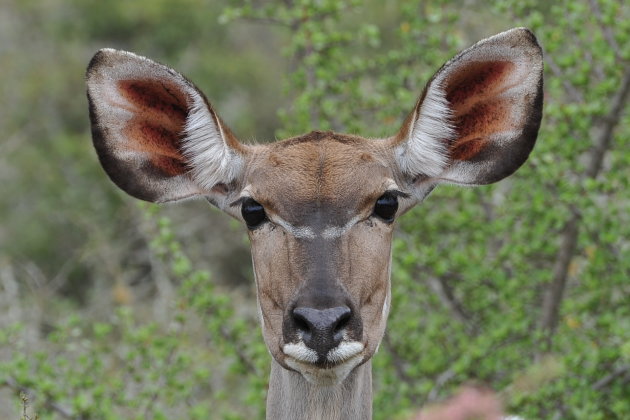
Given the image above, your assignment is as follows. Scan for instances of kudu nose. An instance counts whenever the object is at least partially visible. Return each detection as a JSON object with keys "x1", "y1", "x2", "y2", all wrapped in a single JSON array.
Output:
[{"x1": 292, "y1": 306, "x2": 351, "y2": 351}]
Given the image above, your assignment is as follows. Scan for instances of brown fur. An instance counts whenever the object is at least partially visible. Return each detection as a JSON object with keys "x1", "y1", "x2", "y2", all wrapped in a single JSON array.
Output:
[{"x1": 246, "y1": 135, "x2": 396, "y2": 219}]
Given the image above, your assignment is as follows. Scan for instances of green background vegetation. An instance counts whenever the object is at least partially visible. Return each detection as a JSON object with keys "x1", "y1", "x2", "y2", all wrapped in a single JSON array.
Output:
[{"x1": 1, "y1": 0, "x2": 628, "y2": 418}]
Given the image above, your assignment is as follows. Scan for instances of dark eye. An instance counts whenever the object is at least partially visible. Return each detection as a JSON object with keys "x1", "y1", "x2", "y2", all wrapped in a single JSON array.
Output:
[
  {"x1": 241, "y1": 198, "x2": 267, "y2": 229},
  {"x1": 373, "y1": 192, "x2": 398, "y2": 223}
]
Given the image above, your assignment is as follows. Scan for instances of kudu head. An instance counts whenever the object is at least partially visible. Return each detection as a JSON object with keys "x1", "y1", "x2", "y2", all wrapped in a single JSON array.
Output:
[{"x1": 87, "y1": 28, "x2": 542, "y2": 386}]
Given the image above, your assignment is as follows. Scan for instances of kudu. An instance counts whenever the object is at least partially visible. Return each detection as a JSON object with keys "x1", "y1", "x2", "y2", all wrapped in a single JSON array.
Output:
[{"x1": 86, "y1": 28, "x2": 543, "y2": 419}]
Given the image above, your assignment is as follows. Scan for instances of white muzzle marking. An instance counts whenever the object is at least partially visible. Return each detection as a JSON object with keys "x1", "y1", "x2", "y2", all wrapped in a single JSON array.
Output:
[
  {"x1": 283, "y1": 342, "x2": 318, "y2": 364},
  {"x1": 327, "y1": 341, "x2": 365, "y2": 364},
  {"x1": 283, "y1": 341, "x2": 365, "y2": 386}
]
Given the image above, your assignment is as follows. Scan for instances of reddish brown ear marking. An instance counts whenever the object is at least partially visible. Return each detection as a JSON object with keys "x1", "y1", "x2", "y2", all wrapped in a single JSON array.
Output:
[
  {"x1": 122, "y1": 121, "x2": 188, "y2": 177},
  {"x1": 115, "y1": 80, "x2": 192, "y2": 177},
  {"x1": 446, "y1": 61, "x2": 514, "y2": 110},
  {"x1": 150, "y1": 155, "x2": 188, "y2": 176},
  {"x1": 455, "y1": 99, "x2": 510, "y2": 140},
  {"x1": 450, "y1": 137, "x2": 490, "y2": 161},
  {"x1": 118, "y1": 80, "x2": 189, "y2": 125},
  {"x1": 123, "y1": 123, "x2": 183, "y2": 157},
  {"x1": 445, "y1": 62, "x2": 520, "y2": 161}
]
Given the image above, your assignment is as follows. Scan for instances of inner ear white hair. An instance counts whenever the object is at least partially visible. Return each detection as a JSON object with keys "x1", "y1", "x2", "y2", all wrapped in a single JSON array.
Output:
[
  {"x1": 395, "y1": 84, "x2": 457, "y2": 178},
  {"x1": 182, "y1": 93, "x2": 245, "y2": 192},
  {"x1": 391, "y1": 28, "x2": 543, "y2": 187}
]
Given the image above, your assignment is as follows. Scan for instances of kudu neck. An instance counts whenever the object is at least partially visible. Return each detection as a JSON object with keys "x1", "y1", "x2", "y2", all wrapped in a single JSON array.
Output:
[{"x1": 266, "y1": 359, "x2": 372, "y2": 420}]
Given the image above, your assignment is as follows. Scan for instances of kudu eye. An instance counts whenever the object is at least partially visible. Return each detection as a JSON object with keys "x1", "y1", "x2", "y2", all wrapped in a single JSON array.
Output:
[
  {"x1": 373, "y1": 192, "x2": 398, "y2": 223},
  {"x1": 241, "y1": 198, "x2": 267, "y2": 229}
]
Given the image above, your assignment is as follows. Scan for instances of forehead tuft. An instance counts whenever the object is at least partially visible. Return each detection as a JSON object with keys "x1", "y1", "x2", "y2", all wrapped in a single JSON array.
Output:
[
  {"x1": 274, "y1": 130, "x2": 364, "y2": 148},
  {"x1": 245, "y1": 132, "x2": 393, "y2": 221}
]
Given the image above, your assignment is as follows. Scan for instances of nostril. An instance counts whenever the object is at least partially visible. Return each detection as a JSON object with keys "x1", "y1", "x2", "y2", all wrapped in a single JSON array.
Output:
[
  {"x1": 292, "y1": 308, "x2": 315, "y2": 343},
  {"x1": 293, "y1": 311, "x2": 311, "y2": 333},
  {"x1": 292, "y1": 306, "x2": 352, "y2": 345},
  {"x1": 333, "y1": 310, "x2": 351, "y2": 333}
]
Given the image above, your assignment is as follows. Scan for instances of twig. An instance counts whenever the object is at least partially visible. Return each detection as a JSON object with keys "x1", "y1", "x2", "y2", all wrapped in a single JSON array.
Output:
[
  {"x1": 304, "y1": 40, "x2": 320, "y2": 128},
  {"x1": 382, "y1": 333, "x2": 418, "y2": 397},
  {"x1": 587, "y1": 0, "x2": 623, "y2": 62},
  {"x1": 397, "y1": 230, "x2": 478, "y2": 335},
  {"x1": 426, "y1": 368, "x2": 456, "y2": 403},
  {"x1": 1, "y1": 377, "x2": 76, "y2": 419},
  {"x1": 142, "y1": 347, "x2": 177, "y2": 419},
  {"x1": 425, "y1": 275, "x2": 477, "y2": 335},
  {"x1": 584, "y1": 67, "x2": 630, "y2": 178},
  {"x1": 545, "y1": 55, "x2": 584, "y2": 103},
  {"x1": 538, "y1": 212, "x2": 580, "y2": 338},
  {"x1": 592, "y1": 364, "x2": 630, "y2": 391},
  {"x1": 218, "y1": 325, "x2": 261, "y2": 375},
  {"x1": 238, "y1": 16, "x2": 293, "y2": 28}
]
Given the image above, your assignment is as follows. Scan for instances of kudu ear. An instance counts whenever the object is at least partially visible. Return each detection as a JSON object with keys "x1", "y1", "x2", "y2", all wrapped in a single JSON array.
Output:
[
  {"x1": 393, "y1": 28, "x2": 543, "y2": 188},
  {"x1": 86, "y1": 49, "x2": 246, "y2": 205}
]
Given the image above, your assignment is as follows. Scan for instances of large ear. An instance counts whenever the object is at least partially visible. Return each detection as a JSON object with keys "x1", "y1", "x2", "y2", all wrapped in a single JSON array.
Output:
[
  {"x1": 392, "y1": 28, "x2": 543, "y2": 187},
  {"x1": 86, "y1": 49, "x2": 247, "y2": 205}
]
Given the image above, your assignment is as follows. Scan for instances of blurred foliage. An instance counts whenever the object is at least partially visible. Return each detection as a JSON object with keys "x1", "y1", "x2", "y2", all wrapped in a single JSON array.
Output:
[
  {"x1": 1, "y1": 0, "x2": 629, "y2": 419},
  {"x1": 1, "y1": 206, "x2": 267, "y2": 419}
]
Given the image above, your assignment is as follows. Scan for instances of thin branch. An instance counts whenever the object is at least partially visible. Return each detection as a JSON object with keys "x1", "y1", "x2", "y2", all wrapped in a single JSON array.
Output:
[
  {"x1": 426, "y1": 368, "x2": 456, "y2": 403},
  {"x1": 398, "y1": 230, "x2": 478, "y2": 335},
  {"x1": 142, "y1": 347, "x2": 177, "y2": 419},
  {"x1": 218, "y1": 324, "x2": 261, "y2": 375},
  {"x1": 592, "y1": 364, "x2": 630, "y2": 391},
  {"x1": 382, "y1": 333, "x2": 418, "y2": 399},
  {"x1": 538, "y1": 213, "x2": 580, "y2": 337},
  {"x1": 588, "y1": 0, "x2": 623, "y2": 62},
  {"x1": 304, "y1": 40, "x2": 320, "y2": 128},
  {"x1": 425, "y1": 275, "x2": 477, "y2": 335},
  {"x1": 584, "y1": 67, "x2": 630, "y2": 178},
  {"x1": 238, "y1": 3, "x2": 355, "y2": 31},
  {"x1": 1, "y1": 377, "x2": 78, "y2": 419},
  {"x1": 539, "y1": 67, "x2": 630, "y2": 345},
  {"x1": 545, "y1": 55, "x2": 584, "y2": 103},
  {"x1": 237, "y1": 15, "x2": 293, "y2": 28},
  {"x1": 582, "y1": 41, "x2": 607, "y2": 83}
]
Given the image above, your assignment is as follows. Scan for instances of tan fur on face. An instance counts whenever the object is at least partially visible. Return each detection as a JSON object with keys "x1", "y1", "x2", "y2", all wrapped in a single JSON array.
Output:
[
  {"x1": 245, "y1": 131, "x2": 399, "y2": 368},
  {"x1": 246, "y1": 132, "x2": 396, "y2": 219}
]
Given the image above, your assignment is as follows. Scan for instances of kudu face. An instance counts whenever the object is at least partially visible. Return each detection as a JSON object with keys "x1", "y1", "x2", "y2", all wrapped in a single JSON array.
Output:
[
  {"x1": 243, "y1": 135, "x2": 403, "y2": 383},
  {"x1": 86, "y1": 28, "x2": 543, "y2": 386}
]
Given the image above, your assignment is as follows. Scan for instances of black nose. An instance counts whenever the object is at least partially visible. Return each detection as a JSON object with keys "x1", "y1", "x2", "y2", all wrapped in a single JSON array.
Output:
[{"x1": 292, "y1": 306, "x2": 351, "y2": 352}]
